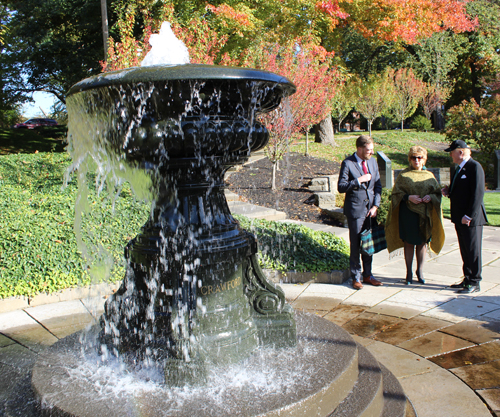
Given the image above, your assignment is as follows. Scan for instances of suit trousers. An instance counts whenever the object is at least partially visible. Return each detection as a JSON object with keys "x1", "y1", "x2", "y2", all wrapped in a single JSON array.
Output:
[
  {"x1": 455, "y1": 223, "x2": 483, "y2": 284},
  {"x1": 347, "y1": 216, "x2": 373, "y2": 281}
]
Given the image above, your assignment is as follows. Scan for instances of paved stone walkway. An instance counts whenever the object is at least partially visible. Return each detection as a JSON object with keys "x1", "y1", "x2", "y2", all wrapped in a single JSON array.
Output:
[{"x1": 1, "y1": 201, "x2": 499, "y2": 416}]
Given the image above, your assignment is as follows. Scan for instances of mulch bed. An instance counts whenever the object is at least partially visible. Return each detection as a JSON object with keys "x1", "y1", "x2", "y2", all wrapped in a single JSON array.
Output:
[{"x1": 225, "y1": 153, "x2": 342, "y2": 225}]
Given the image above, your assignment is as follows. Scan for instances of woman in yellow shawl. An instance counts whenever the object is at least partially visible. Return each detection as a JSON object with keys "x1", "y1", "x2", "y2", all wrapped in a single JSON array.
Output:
[{"x1": 385, "y1": 146, "x2": 445, "y2": 284}]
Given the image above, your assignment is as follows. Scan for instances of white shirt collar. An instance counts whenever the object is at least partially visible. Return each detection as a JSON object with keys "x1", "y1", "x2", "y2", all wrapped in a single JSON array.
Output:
[{"x1": 459, "y1": 156, "x2": 470, "y2": 170}]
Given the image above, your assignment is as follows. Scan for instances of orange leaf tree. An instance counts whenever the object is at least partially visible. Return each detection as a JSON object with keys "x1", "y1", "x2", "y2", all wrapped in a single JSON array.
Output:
[{"x1": 318, "y1": 0, "x2": 477, "y2": 44}]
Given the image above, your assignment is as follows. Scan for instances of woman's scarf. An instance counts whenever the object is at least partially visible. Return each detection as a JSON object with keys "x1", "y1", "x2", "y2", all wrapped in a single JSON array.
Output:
[{"x1": 385, "y1": 168, "x2": 445, "y2": 255}]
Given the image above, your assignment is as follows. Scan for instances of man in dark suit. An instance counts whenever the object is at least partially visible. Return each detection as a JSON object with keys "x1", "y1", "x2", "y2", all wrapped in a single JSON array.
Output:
[
  {"x1": 338, "y1": 135, "x2": 383, "y2": 290},
  {"x1": 442, "y1": 140, "x2": 488, "y2": 293}
]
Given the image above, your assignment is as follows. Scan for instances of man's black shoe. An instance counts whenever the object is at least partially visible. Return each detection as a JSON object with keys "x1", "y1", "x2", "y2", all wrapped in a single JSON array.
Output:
[
  {"x1": 458, "y1": 284, "x2": 480, "y2": 294},
  {"x1": 450, "y1": 280, "x2": 467, "y2": 289}
]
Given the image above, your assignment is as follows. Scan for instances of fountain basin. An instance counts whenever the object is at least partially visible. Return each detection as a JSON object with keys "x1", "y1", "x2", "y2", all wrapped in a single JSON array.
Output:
[{"x1": 30, "y1": 313, "x2": 410, "y2": 417}]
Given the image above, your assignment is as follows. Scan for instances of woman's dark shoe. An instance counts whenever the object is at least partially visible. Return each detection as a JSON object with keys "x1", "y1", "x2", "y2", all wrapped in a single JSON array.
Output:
[
  {"x1": 405, "y1": 274, "x2": 413, "y2": 285},
  {"x1": 416, "y1": 272, "x2": 425, "y2": 284}
]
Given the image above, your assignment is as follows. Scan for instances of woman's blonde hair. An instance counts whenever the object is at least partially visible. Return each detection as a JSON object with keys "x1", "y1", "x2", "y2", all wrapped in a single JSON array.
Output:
[{"x1": 408, "y1": 146, "x2": 427, "y2": 165}]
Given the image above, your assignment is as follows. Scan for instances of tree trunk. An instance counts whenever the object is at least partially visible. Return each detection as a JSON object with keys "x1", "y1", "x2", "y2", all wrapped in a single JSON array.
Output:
[
  {"x1": 368, "y1": 121, "x2": 372, "y2": 137},
  {"x1": 435, "y1": 105, "x2": 445, "y2": 131},
  {"x1": 314, "y1": 116, "x2": 335, "y2": 145},
  {"x1": 271, "y1": 162, "x2": 277, "y2": 190},
  {"x1": 305, "y1": 131, "x2": 309, "y2": 156}
]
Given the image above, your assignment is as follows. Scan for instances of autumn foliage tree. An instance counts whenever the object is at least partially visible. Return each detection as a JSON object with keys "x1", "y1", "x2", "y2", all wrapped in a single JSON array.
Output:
[
  {"x1": 102, "y1": 2, "x2": 233, "y2": 71},
  {"x1": 446, "y1": 97, "x2": 500, "y2": 154},
  {"x1": 330, "y1": 77, "x2": 358, "y2": 131},
  {"x1": 249, "y1": 39, "x2": 339, "y2": 189},
  {"x1": 318, "y1": 0, "x2": 477, "y2": 45},
  {"x1": 420, "y1": 83, "x2": 450, "y2": 121}
]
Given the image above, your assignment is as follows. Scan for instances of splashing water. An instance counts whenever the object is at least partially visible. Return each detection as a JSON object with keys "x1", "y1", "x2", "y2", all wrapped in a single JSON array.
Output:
[{"x1": 141, "y1": 22, "x2": 190, "y2": 66}]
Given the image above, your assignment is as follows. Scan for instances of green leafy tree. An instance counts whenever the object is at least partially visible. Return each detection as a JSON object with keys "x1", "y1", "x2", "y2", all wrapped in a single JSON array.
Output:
[
  {"x1": 331, "y1": 76, "x2": 358, "y2": 131},
  {"x1": 407, "y1": 31, "x2": 466, "y2": 128},
  {"x1": 411, "y1": 114, "x2": 433, "y2": 132},
  {"x1": 387, "y1": 68, "x2": 425, "y2": 131},
  {"x1": 1, "y1": 0, "x2": 104, "y2": 105},
  {"x1": 447, "y1": 0, "x2": 500, "y2": 107},
  {"x1": 355, "y1": 72, "x2": 394, "y2": 136}
]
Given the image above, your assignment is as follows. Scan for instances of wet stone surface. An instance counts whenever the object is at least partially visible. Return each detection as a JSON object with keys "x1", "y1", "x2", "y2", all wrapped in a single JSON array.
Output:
[
  {"x1": 439, "y1": 319, "x2": 500, "y2": 344},
  {"x1": 450, "y1": 359, "x2": 500, "y2": 390},
  {"x1": 397, "y1": 331, "x2": 476, "y2": 358},
  {"x1": 323, "y1": 305, "x2": 367, "y2": 326},
  {"x1": 428, "y1": 341, "x2": 500, "y2": 369},
  {"x1": 371, "y1": 316, "x2": 451, "y2": 346},
  {"x1": 476, "y1": 388, "x2": 500, "y2": 416},
  {"x1": 341, "y1": 312, "x2": 404, "y2": 338}
]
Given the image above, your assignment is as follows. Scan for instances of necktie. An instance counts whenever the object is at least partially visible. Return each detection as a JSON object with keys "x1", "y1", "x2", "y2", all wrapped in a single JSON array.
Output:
[
  {"x1": 362, "y1": 160, "x2": 368, "y2": 174},
  {"x1": 450, "y1": 166, "x2": 460, "y2": 191}
]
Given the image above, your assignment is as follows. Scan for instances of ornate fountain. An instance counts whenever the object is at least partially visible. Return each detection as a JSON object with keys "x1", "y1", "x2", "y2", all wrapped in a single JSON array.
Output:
[{"x1": 66, "y1": 64, "x2": 298, "y2": 385}]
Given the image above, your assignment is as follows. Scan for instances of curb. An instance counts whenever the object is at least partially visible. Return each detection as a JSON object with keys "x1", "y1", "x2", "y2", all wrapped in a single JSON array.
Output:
[{"x1": 264, "y1": 269, "x2": 350, "y2": 285}]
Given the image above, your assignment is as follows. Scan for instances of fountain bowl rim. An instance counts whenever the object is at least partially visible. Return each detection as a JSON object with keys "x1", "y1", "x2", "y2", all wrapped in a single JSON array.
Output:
[{"x1": 67, "y1": 64, "x2": 296, "y2": 96}]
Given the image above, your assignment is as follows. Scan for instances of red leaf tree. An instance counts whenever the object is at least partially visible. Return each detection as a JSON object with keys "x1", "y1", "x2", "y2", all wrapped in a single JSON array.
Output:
[{"x1": 247, "y1": 39, "x2": 339, "y2": 189}]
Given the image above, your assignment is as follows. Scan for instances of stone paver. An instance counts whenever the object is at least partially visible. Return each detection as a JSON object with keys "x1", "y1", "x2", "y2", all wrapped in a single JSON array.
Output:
[
  {"x1": 439, "y1": 319, "x2": 500, "y2": 344},
  {"x1": 428, "y1": 341, "x2": 500, "y2": 369},
  {"x1": 451, "y1": 360, "x2": 500, "y2": 390},
  {"x1": 398, "y1": 368, "x2": 491, "y2": 417},
  {"x1": 422, "y1": 298, "x2": 500, "y2": 323},
  {"x1": 397, "y1": 331, "x2": 476, "y2": 358}
]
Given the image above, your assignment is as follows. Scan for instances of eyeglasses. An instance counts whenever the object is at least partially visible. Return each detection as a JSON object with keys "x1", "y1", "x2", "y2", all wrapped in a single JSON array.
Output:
[{"x1": 411, "y1": 156, "x2": 424, "y2": 161}]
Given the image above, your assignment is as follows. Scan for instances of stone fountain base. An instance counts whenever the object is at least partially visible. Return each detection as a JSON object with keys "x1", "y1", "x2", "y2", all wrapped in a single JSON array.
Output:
[{"x1": 24, "y1": 313, "x2": 411, "y2": 417}]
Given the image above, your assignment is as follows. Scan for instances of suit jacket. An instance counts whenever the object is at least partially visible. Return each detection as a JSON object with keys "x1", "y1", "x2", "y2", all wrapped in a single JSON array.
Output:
[
  {"x1": 338, "y1": 154, "x2": 382, "y2": 219},
  {"x1": 449, "y1": 157, "x2": 488, "y2": 226}
]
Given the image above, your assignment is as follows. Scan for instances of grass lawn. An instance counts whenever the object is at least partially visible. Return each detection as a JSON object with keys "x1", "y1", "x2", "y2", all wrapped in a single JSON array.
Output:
[
  {"x1": 290, "y1": 130, "x2": 451, "y2": 169},
  {"x1": 441, "y1": 193, "x2": 500, "y2": 227},
  {"x1": 0, "y1": 127, "x2": 67, "y2": 155}
]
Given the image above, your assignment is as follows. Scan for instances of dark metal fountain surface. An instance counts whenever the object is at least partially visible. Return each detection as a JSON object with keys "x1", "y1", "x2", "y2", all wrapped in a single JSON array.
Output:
[{"x1": 66, "y1": 64, "x2": 297, "y2": 385}]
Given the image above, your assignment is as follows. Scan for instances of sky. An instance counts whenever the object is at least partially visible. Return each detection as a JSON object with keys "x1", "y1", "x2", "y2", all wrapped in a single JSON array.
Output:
[{"x1": 22, "y1": 91, "x2": 56, "y2": 118}]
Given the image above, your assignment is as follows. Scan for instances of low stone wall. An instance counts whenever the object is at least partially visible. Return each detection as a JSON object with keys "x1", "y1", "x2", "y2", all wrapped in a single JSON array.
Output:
[{"x1": 263, "y1": 268, "x2": 350, "y2": 285}]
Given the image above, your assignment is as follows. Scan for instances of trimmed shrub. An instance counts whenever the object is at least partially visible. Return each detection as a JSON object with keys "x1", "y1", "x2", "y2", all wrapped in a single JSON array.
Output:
[{"x1": 411, "y1": 115, "x2": 432, "y2": 132}]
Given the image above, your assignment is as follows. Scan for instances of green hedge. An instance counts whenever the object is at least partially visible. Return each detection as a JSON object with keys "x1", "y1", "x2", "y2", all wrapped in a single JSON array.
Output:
[
  {"x1": 0, "y1": 153, "x2": 149, "y2": 298},
  {"x1": 235, "y1": 216, "x2": 349, "y2": 273},
  {"x1": 0, "y1": 152, "x2": 350, "y2": 299}
]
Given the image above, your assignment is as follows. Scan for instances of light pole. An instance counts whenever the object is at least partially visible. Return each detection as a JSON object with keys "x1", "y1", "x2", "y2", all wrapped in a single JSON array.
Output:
[{"x1": 101, "y1": 0, "x2": 109, "y2": 62}]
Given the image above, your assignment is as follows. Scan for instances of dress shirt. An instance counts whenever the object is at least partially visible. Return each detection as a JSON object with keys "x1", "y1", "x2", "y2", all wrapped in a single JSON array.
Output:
[{"x1": 355, "y1": 153, "x2": 369, "y2": 186}]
